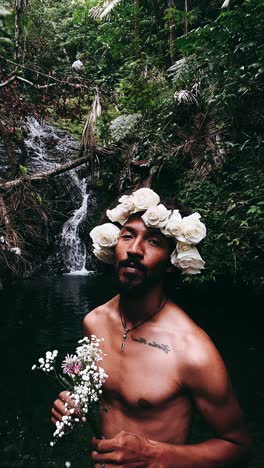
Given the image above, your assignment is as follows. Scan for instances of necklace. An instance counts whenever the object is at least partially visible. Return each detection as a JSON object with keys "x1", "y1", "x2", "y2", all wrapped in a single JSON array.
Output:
[{"x1": 119, "y1": 297, "x2": 168, "y2": 352}]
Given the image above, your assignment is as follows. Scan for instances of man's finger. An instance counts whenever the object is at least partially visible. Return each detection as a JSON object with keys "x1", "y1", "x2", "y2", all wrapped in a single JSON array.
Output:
[
  {"x1": 53, "y1": 399, "x2": 71, "y2": 415},
  {"x1": 51, "y1": 407, "x2": 63, "y2": 421},
  {"x1": 91, "y1": 451, "x2": 113, "y2": 462},
  {"x1": 92, "y1": 437, "x2": 118, "y2": 452},
  {"x1": 59, "y1": 390, "x2": 71, "y2": 400}
]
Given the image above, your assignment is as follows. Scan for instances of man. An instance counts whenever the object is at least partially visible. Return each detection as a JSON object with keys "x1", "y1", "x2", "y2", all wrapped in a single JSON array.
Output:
[{"x1": 52, "y1": 188, "x2": 251, "y2": 467}]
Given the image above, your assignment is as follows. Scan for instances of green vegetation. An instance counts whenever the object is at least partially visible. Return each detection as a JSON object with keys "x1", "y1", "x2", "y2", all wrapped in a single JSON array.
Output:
[{"x1": 0, "y1": 0, "x2": 263, "y2": 289}]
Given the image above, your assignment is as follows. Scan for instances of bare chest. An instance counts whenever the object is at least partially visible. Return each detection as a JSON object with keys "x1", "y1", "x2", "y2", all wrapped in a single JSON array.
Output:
[{"x1": 101, "y1": 329, "x2": 184, "y2": 410}]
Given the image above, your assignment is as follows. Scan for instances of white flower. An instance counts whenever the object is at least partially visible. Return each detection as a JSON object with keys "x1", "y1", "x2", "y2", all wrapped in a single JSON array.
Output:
[
  {"x1": 33, "y1": 335, "x2": 108, "y2": 446},
  {"x1": 161, "y1": 210, "x2": 182, "y2": 237},
  {"x1": 118, "y1": 195, "x2": 135, "y2": 212},
  {"x1": 181, "y1": 267, "x2": 202, "y2": 275},
  {"x1": 89, "y1": 188, "x2": 207, "y2": 275},
  {"x1": 106, "y1": 204, "x2": 129, "y2": 225},
  {"x1": 132, "y1": 188, "x2": 160, "y2": 212},
  {"x1": 171, "y1": 246, "x2": 205, "y2": 272},
  {"x1": 176, "y1": 241, "x2": 193, "y2": 253},
  {"x1": 176, "y1": 213, "x2": 206, "y2": 245},
  {"x1": 141, "y1": 204, "x2": 170, "y2": 228},
  {"x1": 90, "y1": 223, "x2": 120, "y2": 248},
  {"x1": 93, "y1": 245, "x2": 114, "y2": 264},
  {"x1": 10, "y1": 247, "x2": 21, "y2": 255}
]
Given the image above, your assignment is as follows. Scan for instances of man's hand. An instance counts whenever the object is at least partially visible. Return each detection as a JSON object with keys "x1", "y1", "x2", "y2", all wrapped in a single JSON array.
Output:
[
  {"x1": 51, "y1": 390, "x2": 81, "y2": 426},
  {"x1": 91, "y1": 431, "x2": 160, "y2": 468}
]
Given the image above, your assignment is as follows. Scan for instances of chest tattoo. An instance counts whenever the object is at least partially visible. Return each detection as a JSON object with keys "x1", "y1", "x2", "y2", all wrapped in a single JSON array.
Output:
[{"x1": 131, "y1": 335, "x2": 171, "y2": 354}]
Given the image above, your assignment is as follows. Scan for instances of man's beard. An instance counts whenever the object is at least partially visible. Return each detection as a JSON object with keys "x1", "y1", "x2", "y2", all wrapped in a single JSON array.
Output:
[{"x1": 116, "y1": 258, "x2": 163, "y2": 297}]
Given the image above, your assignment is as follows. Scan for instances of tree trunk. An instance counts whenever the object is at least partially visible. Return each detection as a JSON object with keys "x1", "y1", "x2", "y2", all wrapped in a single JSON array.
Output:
[
  {"x1": 184, "y1": 0, "x2": 188, "y2": 35},
  {"x1": 14, "y1": 10, "x2": 20, "y2": 61},
  {"x1": 167, "y1": 0, "x2": 176, "y2": 64},
  {"x1": 134, "y1": 0, "x2": 140, "y2": 57}
]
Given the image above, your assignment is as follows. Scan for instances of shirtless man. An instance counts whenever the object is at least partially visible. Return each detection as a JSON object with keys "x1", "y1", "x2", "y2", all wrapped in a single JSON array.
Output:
[{"x1": 52, "y1": 189, "x2": 251, "y2": 467}]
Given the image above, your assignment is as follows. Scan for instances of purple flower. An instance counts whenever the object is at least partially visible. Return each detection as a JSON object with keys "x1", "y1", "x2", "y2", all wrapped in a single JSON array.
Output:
[{"x1": 62, "y1": 354, "x2": 82, "y2": 376}]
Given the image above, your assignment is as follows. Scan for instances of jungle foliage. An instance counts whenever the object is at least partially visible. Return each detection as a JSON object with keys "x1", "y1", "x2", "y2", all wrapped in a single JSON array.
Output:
[{"x1": 0, "y1": 0, "x2": 263, "y2": 289}]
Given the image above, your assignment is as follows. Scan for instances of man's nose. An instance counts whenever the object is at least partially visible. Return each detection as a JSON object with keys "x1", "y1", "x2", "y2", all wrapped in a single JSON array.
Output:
[{"x1": 127, "y1": 238, "x2": 144, "y2": 257}]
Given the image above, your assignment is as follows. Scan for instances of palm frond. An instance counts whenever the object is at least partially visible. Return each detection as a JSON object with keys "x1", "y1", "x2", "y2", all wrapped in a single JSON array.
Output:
[
  {"x1": 174, "y1": 89, "x2": 198, "y2": 105},
  {"x1": 90, "y1": 0, "x2": 123, "y2": 20},
  {"x1": 81, "y1": 91, "x2": 101, "y2": 152},
  {"x1": 0, "y1": 6, "x2": 10, "y2": 16},
  {"x1": 168, "y1": 57, "x2": 188, "y2": 83},
  {"x1": 170, "y1": 113, "x2": 226, "y2": 177},
  {"x1": 221, "y1": 0, "x2": 231, "y2": 8}
]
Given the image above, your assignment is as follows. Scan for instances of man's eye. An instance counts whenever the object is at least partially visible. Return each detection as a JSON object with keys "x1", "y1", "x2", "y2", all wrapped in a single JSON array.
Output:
[
  {"x1": 148, "y1": 239, "x2": 161, "y2": 246},
  {"x1": 121, "y1": 234, "x2": 133, "y2": 240}
]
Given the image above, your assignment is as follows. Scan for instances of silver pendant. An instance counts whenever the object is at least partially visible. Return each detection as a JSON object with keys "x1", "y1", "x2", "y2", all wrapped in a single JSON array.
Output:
[{"x1": 121, "y1": 328, "x2": 129, "y2": 352}]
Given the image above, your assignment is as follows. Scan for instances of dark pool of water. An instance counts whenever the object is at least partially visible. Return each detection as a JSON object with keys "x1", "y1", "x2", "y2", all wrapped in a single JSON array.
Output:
[{"x1": 0, "y1": 276, "x2": 263, "y2": 467}]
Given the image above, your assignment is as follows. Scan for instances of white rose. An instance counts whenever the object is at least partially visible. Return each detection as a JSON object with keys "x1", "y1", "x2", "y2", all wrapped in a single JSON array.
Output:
[
  {"x1": 118, "y1": 195, "x2": 135, "y2": 213},
  {"x1": 181, "y1": 267, "x2": 202, "y2": 275},
  {"x1": 90, "y1": 223, "x2": 120, "y2": 248},
  {"x1": 106, "y1": 204, "x2": 129, "y2": 225},
  {"x1": 176, "y1": 241, "x2": 193, "y2": 253},
  {"x1": 141, "y1": 204, "x2": 170, "y2": 228},
  {"x1": 176, "y1": 213, "x2": 206, "y2": 245},
  {"x1": 93, "y1": 245, "x2": 114, "y2": 264},
  {"x1": 132, "y1": 188, "x2": 160, "y2": 212},
  {"x1": 161, "y1": 210, "x2": 182, "y2": 237},
  {"x1": 170, "y1": 246, "x2": 205, "y2": 271}
]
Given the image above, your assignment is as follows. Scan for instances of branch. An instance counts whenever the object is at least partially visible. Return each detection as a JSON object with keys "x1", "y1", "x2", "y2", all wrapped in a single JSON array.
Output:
[
  {"x1": 0, "y1": 75, "x2": 16, "y2": 89},
  {"x1": 0, "y1": 54, "x2": 114, "y2": 99},
  {"x1": 15, "y1": 75, "x2": 57, "y2": 89},
  {"x1": 0, "y1": 74, "x2": 89, "y2": 90},
  {"x1": 0, "y1": 145, "x2": 116, "y2": 191},
  {"x1": 0, "y1": 154, "x2": 90, "y2": 191},
  {"x1": 0, "y1": 54, "x2": 82, "y2": 84}
]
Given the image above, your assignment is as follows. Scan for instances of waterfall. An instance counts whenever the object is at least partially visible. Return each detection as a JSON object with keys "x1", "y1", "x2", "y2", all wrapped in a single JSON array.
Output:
[
  {"x1": 60, "y1": 176, "x2": 90, "y2": 275},
  {"x1": 22, "y1": 118, "x2": 94, "y2": 275}
]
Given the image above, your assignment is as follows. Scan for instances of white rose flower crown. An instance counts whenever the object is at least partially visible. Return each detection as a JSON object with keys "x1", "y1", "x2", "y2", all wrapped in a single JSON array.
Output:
[{"x1": 90, "y1": 188, "x2": 206, "y2": 275}]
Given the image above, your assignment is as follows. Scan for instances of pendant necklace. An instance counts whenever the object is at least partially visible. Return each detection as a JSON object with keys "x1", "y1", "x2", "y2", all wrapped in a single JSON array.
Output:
[{"x1": 119, "y1": 297, "x2": 168, "y2": 352}]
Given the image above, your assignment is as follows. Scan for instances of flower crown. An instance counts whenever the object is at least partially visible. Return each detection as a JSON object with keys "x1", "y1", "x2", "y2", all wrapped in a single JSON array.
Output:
[{"x1": 90, "y1": 188, "x2": 206, "y2": 275}]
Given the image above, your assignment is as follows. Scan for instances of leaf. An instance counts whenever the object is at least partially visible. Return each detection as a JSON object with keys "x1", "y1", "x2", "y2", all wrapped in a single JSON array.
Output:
[{"x1": 19, "y1": 165, "x2": 27, "y2": 176}]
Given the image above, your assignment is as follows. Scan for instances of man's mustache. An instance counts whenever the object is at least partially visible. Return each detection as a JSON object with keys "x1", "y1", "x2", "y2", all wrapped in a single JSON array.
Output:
[{"x1": 118, "y1": 258, "x2": 147, "y2": 273}]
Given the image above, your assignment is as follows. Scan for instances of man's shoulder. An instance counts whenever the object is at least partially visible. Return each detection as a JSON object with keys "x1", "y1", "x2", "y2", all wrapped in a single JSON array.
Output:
[
  {"x1": 83, "y1": 294, "x2": 119, "y2": 330},
  {"x1": 167, "y1": 301, "x2": 222, "y2": 370}
]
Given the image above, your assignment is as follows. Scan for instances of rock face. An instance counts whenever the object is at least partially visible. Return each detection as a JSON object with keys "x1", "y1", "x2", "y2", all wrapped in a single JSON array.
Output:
[{"x1": 0, "y1": 118, "x2": 98, "y2": 281}]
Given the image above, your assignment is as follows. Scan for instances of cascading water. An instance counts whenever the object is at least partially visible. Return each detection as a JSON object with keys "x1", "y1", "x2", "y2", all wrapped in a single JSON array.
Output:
[
  {"x1": 23, "y1": 118, "x2": 94, "y2": 275},
  {"x1": 60, "y1": 176, "x2": 90, "y2": 275}
]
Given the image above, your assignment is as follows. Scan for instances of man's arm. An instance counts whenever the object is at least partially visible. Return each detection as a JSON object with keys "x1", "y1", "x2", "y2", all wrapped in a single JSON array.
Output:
[{"x1": 91, "y1": 334, "x2": 251, "y2": 468}]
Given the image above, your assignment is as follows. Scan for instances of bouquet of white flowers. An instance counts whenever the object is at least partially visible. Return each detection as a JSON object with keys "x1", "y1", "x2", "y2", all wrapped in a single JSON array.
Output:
[{"x1": 32, "y1": 335, "x2": 108, "y2": 446}]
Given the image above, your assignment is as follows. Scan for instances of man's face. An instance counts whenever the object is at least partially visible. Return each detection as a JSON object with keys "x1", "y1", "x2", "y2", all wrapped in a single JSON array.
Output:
[{"x1": 114, "y1": 214, "x2": 173, "y2": 294}]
